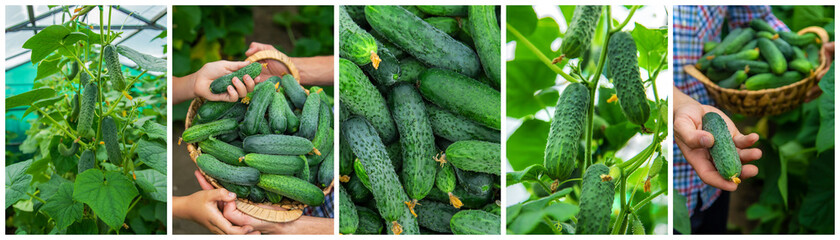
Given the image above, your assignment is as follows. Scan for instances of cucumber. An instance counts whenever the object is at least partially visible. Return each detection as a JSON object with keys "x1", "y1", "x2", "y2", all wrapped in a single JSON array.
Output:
[
  {"x1": 198, "y1": 102, "x2": 247, "y2": 124},
  {"x1": 705, "y1": 69, "x2": 734, "y2": 82},
  {"x1": 482, "y1": 202, "x2": 501, "y2": 215},
  {"x1": 317, "y1": 150, "x2": 334, "y2": 188},
  {"x1": 716, "y1": 70, "x2": 748, "y2": 89},
  {"x1": 339, "y1": 58, "x2": 397, "y2": 143},
  {"x1": 444, "y1": 140, "x2": 500, "y2": 175},
  {"x1": 297, "y1": 93, "x2": 321, "y2": 140},
  {"x1": 242, "y1": 154, "x2": 305, "y2": 175},
  {"x1": 339, "y1": 185, "x2": 359, "y2": 234},
  {"x1": 449, "y1": 210, "x2": 501, "y2": 235},
  {"x1": 340, "y1": 6, "x2": 380, "y2": 68},
  {"x1": 772, "y1": 38, "x2": 795, "y2": 59},
  {"x1": 703, "y1": 41, "x2": 719, "y2": 53},
  {"x1": 416, "y1": 5, "x2": 467, "y2": 16},
  {"x1": 436, "y1": 163, "x2": 462, "y2": 208},
  {"x1": 386, "y1": 143, "x2": 404, "y2": 173},
  {"x1": 426, "y1": 185, "x2": 491, "y2": 209},
  {"x1": 101, "y1": 116, "x2": 122, "y2": 163},
  {"x1": 725, "y1": 60, "x2": 770, "y2": 74},
  {"x1": 369, "y1": 29, "x2": 406, "y2": 59},
  {"x1": 756, "y1": 31, "x2": 777, "y2": 39},
  {"x1": 631, "y1": 214, "x2": 645, "y2": 234},
  {"x1": 277, "y1": 75, "x2": 305, "y2": 110},
  {"x1": 424, "y1": 17, "x2": 459, "y2": 37},
  {"x1": 258, "y1": 174, "x2": 324, "y2": 206},
  {"x1": 77, "y1": 150, "x2": 95, "y2": 174},
  {"x1": 362, "y1": 47, "x2": 401, "y2": 87},
  {"x1": 216, "y1": 131, "x2": 239, "y2": 143},
  {"x1": 757, "y1": 38, "x2": 787, "y2": 75},
  {"x1": 739, "y1": 39, "x2": 759, "y2": 52},
  {"x1": 749, "y1": 18, "x2": 776, "y2": 34},
  {"x1": 560, "y1": 5, "x2": 602, "y2": 59},
  {"x1": 402, "y1": 5, "x2": 428, "y2": 18},
  {"x1": 58, "y1": 141, "x2": 79, "y2": 156},
  {"x1": 426, "y1": 102, "x2": 500, "y2": 143},
  {"x1": 419, "y1": 69, "x2": 501, "y2": 129},
  {"x1": 77, "y1": 82, "x2": 98, "y2": 138},
  {"x1": 397, "y1": 57, "x2": 426, "y2": 83},
  {"x1": 779, "y1": 31, "x2": 819, "y2": 47},
  {"x1": 577, "y1": 163, "x2": 615, "y2": 234},
  {"x1": 345, "y1": 5, "x2": 368, "y2": 27},
  {"x1": 468, "y1": 6, "x2": 501, "y2": 88},
  {"x1": 390, "y1": 84, "x2": 436, "y2": 203},
  {"x1": 415, "y1": 200, "x2": 459, "y2": 233},
  {"x1": 182, "y1": 118, "x2": 239, "y2": 143},
  {"x1": 241, "y1": 81, "x2": 275, "y2": 136},
  {"x1": 339, "y1": 134, "x2": 355, "y2": 176},
  {"x1": 710, "y1": 48, "x2": 759, "y2": 69},
  {"x1": 697, "y1": 28, "x2": 744, "y2": 71},
  {"x1": 790, "y1": 59, "x2": 814, "y2": 75},
  {"x1": 68, "y1": 93, "x2": 80, "y2": 123},
  {"x1": 245, "y1": 186, "x2": 264, "y2": 202},
  {"x1": 80, "y1": 71, "x2": 90, "y2": 86},
  {"x1": 347, "y1": 173, "x2": 372, "y2": 203},
  {"x1": 342, "y1": 117, "x2": 419, "y2": 234},
  {"x1": 723, "y1": 28, "x2": 755, "y2": 54},
  {"x1": 356, "y1": 206, "x2": 384, "y2": 234},
  {"x1": 366, "y1": 5, "x2": 481, "y2": 77},
  {"x1": 702, "y1": 112, "x2": 742, "y2": 183},
  {"x1": 219, "y1": 181, "x2": 250, "y2": 199},
  {"x1": 607, "y1": 31, "x2": 650, "y2": 126},
  {"x1": 199, "y1": 136, "x2": 246, "y2": 166},
  {"x1": 745, "y1": 71, "x2": 803, "y2": 90},
  {"x1": 197, "y1": 101, "x2": 236, "y2": 122},
  {"x1": 266, "y1": 191, "x2": 283, "y2": 203},
  {"x1": 196, "y1": 154, "x2": 260, "y2": 186},
  {"x1": 210, "y1": 62, "x2": 262, "y2": 94},
  {"x1": 453, "y1": 167, "x2": 495, "y2": 194},
  {"x1": 544, "y1": 83, "x2": 588, "y2": 181},
  {"x1": 308, "y1": 128, "x2": 333, "y2": 166},
  {"x1": 267, "y1": 82, "x2": 289, "y2": 133},
  {"x1": 242, "y1": 134, "x2": 316, "y2": 155},
  {"x1": 103, "y1": 44, "x2": 126, "y2": 90}
]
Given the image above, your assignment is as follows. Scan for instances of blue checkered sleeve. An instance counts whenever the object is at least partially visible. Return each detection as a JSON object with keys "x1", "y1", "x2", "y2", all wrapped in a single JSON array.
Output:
[{"x1": 304, "y1": 189, "x2": 334, "y2": 218}]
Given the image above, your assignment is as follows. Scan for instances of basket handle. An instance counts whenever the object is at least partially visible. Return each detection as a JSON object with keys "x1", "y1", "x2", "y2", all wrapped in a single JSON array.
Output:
[{"x1": 245, "y1": 50, "x2": 303, "y2": 85}]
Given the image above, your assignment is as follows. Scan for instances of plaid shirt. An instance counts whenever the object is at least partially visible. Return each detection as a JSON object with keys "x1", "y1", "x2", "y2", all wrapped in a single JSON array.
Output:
[
  {"x1": 673, "y1": 5, "x2": 787, "y2": 216},
  {"x1": 304, "y1": 189, "x2": 334, "y2": 218}
]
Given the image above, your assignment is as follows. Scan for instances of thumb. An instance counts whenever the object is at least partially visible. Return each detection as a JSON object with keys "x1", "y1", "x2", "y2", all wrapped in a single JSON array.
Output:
[
  {"x1": 207, "y1": 188, "x2": 237, "y2": 202},
  {"x1": 674, "y1": 115, "x2": 714, "y2": 149}
]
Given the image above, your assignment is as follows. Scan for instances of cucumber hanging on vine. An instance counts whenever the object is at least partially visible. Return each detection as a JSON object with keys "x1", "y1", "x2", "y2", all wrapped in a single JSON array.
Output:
[
  {"x1": 103, "y1": 44, "x2": 127, "y2": 90},
  {"x1": 544, "y1": 83, "x2": 588, "y2": 181},
  {"x1": 77, "y1": 82, "x2": 98, "y2": 139},
  {"x1": 607, "y1": 31, "x2": 650, "y2": 126},
  {"x1": 559, "y1": 5, "x2": 602, "y2": 59}
]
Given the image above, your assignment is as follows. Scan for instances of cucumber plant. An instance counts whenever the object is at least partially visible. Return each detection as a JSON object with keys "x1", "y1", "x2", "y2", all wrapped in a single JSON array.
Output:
[
  {"x1": 506, "y1": 5, "x2": 668, "y2": 234},
  {"x1": 6, "y1": 5, "x2": 167, "y2": 234}
]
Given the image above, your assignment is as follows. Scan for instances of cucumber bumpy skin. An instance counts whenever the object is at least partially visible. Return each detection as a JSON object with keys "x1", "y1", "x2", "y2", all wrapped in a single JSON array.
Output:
[
  {"x1": 101, "y1": 116, "x2": 122, "y2": 163},
  {"x1": 77, "y1": 82, "x2": 99, "y2": 139},
  {"x1": 560, "y1": 5, "x2": 602, "y2": 59},
  {"x1": 340, "y1": 6, "x2": 380, "y2": 68},
  {"x1": 544, "y1": 83, "x2": 589, "y2": 181},
  {"x1": 702, "y1": 112, "x2": 742, "y2": 183},
  {"x1": 339, "y1": 58, "x2": 398, "y2": 143},
  {"x1": 607, "y1": 31, "x2": 650, "y2": 126},
  {"x1": 449, "y1": 210, "x2": 501, "y2": 235},
  {"x1": 339, "y1": 185, "x2": 359, "y2": 234},
  {"x1": 196, "y1": 154, "x2": 260, "y2": 186},
  {"x1": 103, "y1": 44, "x2": 126, "y2": 90},
  {"x1": 209, "y1": 62, "x2": 262, "y2": 94},
  {"x1": 390, "y1": 84, "x2": 436, "y2": 212},
  {"x1": 576, "y1": 163, "x2": 615, "y2": 234}
]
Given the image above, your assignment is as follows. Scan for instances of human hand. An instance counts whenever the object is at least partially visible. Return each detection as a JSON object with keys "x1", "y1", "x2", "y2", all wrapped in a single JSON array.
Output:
[
  {"x1": 174, "y1": 185, "x2": 259, "y2": 234},
  {"x1": 674, "y1": 93, "x2": 761, "y2": 191},
  {"x1": 192, "y1": 60, "x2": 261, "y2": 102},
  {"x1": 245, "y1": 42, "x2": 292, "y2": 80}
]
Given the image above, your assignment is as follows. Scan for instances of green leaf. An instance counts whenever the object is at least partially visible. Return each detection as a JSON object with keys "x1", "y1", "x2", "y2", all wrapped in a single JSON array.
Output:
[
  {"x1": 38, "y1": 174, "x2": 71, "y2": 202},
  {"x1": 509, "y1": 211, "x2": 543, "y2": 234},
  {"x1": 172, "y1": 6, "x2": 202, "y2": 42},
  {"x1": 134, "y1": 169, "x2": 166, "y2": 202},
  {"x1": 506, "y1": 60, "x2": 558, "y2": 118},
  {"x1": 515, "y1": 17, "x2": 561, "y2": 62},
  {"x1": 673, "y1": 193, "x2": 691, "y2": 234},
  {"x1": 506, "y1": 164, "x2": 547, "y2": 186},
  {"x1": 22, "y1": 25, "x2": 71, "y2": 64},
  {"x1": 506, "y1": 119, "x2": 550, "y2": 170},
  {"x1": 558, "y1": 6, "x2": 576, "y2": 28},
  {"x1": 41, "y1": 182, "x2": 83, "y2": 230},
  {"x1": 543, "y1": 202, "x2": 579, "y2": 222},
  {"x1": 23, "y1": 95, "x2": 64, "y2": 118},
  {"x1": 63, "y1": 32, "x2": 88, "y2": 46},
  {"x1": 506, "y1": 203, "x2": 522, "y2": 224},
  {"x1": 117, "y1": 45, "x2": 166, "y2": 72},
  {"x1": 630, "y1": 23, "x2": 668, "y2": 73},
  {"x1": 6, "y1": 87, "x2": 56, "y2": 109},
  {"x1": 6, "y1": 160, "x2": 33, "y2": 208},
  {"x1": 506, "y1": 6, "x2": 537, "y2": 37},
  {"x1": 73, "y1": 169, "x2": 139, "y2": 230},
  {"x1": 521, "y1": 188, "x2": 572, "y2": 212},
  {"x1": 142, "y1": 121, "x2": 166, "y2": 141},
  {"x1": 798, "y1": 151, "x2": 834, "y2": 233},
  {"x1": 34, "y1": 54, "x2": 62, "y2": 80},
  {"x1": 137, "y1": 139, "x2": 166, "y2": 174},
  {"x1": 791, "y1": 6, "x2": 828, "y2": 31},
  {"x1": 597, "y1": 87, "x2": 625, "y2": 125},
  {"x1": 604, "y1": 121, "x2": 638, "y2": 149},
  {"x1": 817, "y1": 64, "x2": 835, "y2": 153}
]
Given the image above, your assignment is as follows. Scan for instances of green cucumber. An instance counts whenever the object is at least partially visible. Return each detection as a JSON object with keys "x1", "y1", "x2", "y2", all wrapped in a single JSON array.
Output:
[
  {"x1": 468, "y1": 5, "x2": 502, "y2": 88},
  {"x1": 560, "y1": 5, "x2": 602, "y2": 59},
  {"x1": 340, "y1": 6, "x2": 380, "y2": 68},
  {"x1": 345, "y1": 6, "x2": 368, "y2": 28},
  {"x1": 697, "y1": 28, "x2": 744, "y2": 71},
  {"x1": 390, "y1": 84, "x2": 436, "y2": 202},
  {"x1": 779, "y1": 31, "x2": 819, "y2": 47},
  {"x1": 362, "y1": 47, "x2": 401, "y2": 87},
  {"x1": 424, "y1": 17, "x2": 459, "y2": 36},
  {"x1": 415, "y1": 200, "x2": 459, "y2": 233},
  {"x1": 577, "y1": 163, "x2": 615, "y2": 234},
  {"x1": 790, "y1": 59, "x2": 814, "y2": 75},
  {"x1": 756, "y1": 31, "x2": 776, "y2": 39},
  {"x1": 703, "y1": 41, "x2": 719, "y2": 53},
  {"x1": 369, "y1": 29, "x2": 406, "y2": 59},
  {"x1": 196, "y1": 154, "x2": 260, "y2": 186},
  {"x1": 366, "y1": 5, "x2": 481, "y2": 77},
  {"x1": 297, "y1": 92, "x2": 321, "y2": 140},
  {"x1": 77, "y1": 150, "x2": 95, "y2": 174},
  {"x1": 69, "y1": 93, "x2": 80, "y2": 123},
  {"x1": 219, "y1": 181, "x2": 250, "y2": 199},
  {"x1": 749, "y1": 18, "x2": 776, "y2": 34},
  {"x1": 317, "y1": 150, "x2": 334, "y2": 188},
  {"x1": 347, "y1": 173, "x2": 372, "y2": 203},
  {"x1": 266, "y1": 191, "x2": 283, "y2": 203},
  {"x1": 80, "y1": 71, "x2": 90, "y2": 86},
  {"x1": 710, "y1": 49, "x2": 759, "y2": 69},
  {"x1": 59, "y1": 141, "x2": 79, "y2": 156},
  {"x1": 482, "y1": 202, "x2": 501, "y2": 215},
  {"x1": 724, "y1": 60, "x2": 770, "y2": 74},
  {"x1": 308, "y1": 128, "x2": 333, "y2": 166},
  {"x1": 280, "y1": 74, "x2": 307, "y2": 109},
  {"x1": 631, "y1": 214, "x2": 645, "y2": 234},
  {"x1": 757, "y1": 38, "x2": 787, "y2": 75},
  {"x1": 702, "y1": 112, "x2": 742, "y2": 183},
  {"x1": 267, "y1": 81, "x2": 289, "y2": 133},
  {"x1": 426, "y1": 185, "x2": 491, "y2": 209},
  {"x1": 716, "y1": 70, "x2": 748, "y2": 89},
  {"x1": 419, "y1": 69, "x2": 500, "y2": 129},
  {"x1": 453, "y1": 167, "x2": 494, "y2": 194},
  {"x1": 182, "y1": 118, "x2": 239, "y2": 143},
  {"x1": 258, "y1": 174, "x2": 324, "y2": 206},
  {"x1": 416, "y1": 5, "x2": 467, "y2": 16},
  {"x1": 354, "y1": 158, "x2": 372, "y2": 190},
  {"x1": 544, "y1": 83, "x2": 588, "y2": 181},
  {"x1": 772, "y1": 37, "x2": 795, "y2": 59},
  {"x1": 243, "y1": 154, "x2": 305, "y2": 175},
  {"x1": 198, "y1": 102, "x2": 247, "y2": 124},
  {"x1": 739, "y1": 39, "x2": 759, "y2": 52},
  {"x1": 241, "y1": 81, "x2": 275, "y2": 136},
  {"x1": 242, "y1": 134, "x2": 316, "y2": 155},
  {"x1": 339, "y1": 134, "x2": 355, "y2": 176},
  {"x1": 339, "y1": 58, "x2": 397, "y2": 143},
  {"x1": 607, "y1": 31, "x2": 650, "y2": 126},
  {"x1": 103, "y1": 44, "x2": 126, "y2": 90},
  {"x1": 210, "y1": 62, "x2": 262, "y2": 94},
  {"x1": 386, "y1": 143, "x2": 404, "y2": 173},
  {"x1": 397, "y1": 57, "x2": 426, "y2": 83},
  {"x1": 199, "y1": 136, "x2": 246, "y2": 166},
  {"x1": 342, "y1": 117, "x2": 419, "y2": 234},
  {"x1": 77, "y1": 82, "x2": 98, "y2": 138},
  {"x1": 435, "y1": 163, "x2": 461, "y2": 208},
  {"x1": 449, "y1": 210, "x2": 501, "y2": 235},
  {"x1": 356, "y1": 206, "x2": 384, "y2": 234},
  {"x1": 339, "y1": 185, "x2": 359, "y2": 234},
  {"x1": 745, "y1": 71, "x2": 803, "y2": 90},
  {"x1": 705, "y1": 69, "x2": 734, "y2": 82},
  {"x1": 723, "y1": 28, "x2": 755, "y2": 54},
  {"x1": 444, "y1": 140, "x2": 500, "y2": 175},
  {"x1": 197, "y1": 101, "x2": 236, "y2": 122},
  {"x1": 426, "y1": 102, "x2": 499, "y2": 143},
  {"x1": 101, "y1": 116, "x2": 122, "y2": 163},
  {"x1": 248, "y1": 185, "x2": 266, "y2": 202}
]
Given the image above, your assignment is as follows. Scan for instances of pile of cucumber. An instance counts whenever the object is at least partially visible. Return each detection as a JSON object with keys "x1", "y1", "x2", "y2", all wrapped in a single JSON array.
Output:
[
  {"x1": 339, "y1": 5, "x2": 501, "y2": 235},
  {"x1": 183, "y1": 68, "x2": 334, "y2": 207},
  {"x1": 698, "y1": 19, "x2": 821, "y2": 90}
]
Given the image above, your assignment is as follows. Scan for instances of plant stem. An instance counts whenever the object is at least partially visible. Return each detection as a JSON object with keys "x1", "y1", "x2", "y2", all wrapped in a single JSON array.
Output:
[
  {"x1": 506, "y1": 23, "x2": 577, "y2": 82},
  {"x1": 543, "y1": 215, "x2": 562, "y2": 234},
  {"x1": 559, "y1": 177, "x2": 582, "y2": 186},
  {"x1": 26, "y1": 192, "x2": 47, "y2": 204},
  {"x1": 609, "y1": 6, "x2": 641, "y2": 34},
  {"x1": 35, "y1": 108, "x2": 89, "y2": 149},
  {"x1": 632, "y1": 189, "x2": 666, "y2": 211}
]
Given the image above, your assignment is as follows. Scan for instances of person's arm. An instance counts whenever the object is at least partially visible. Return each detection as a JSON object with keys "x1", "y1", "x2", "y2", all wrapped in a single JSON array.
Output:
[
  {"x1": 172, "y1": 185, "x2": 258, "y2": 234},
  {"x1": 172, "y1": 61, "x2": 261, "y2": 105},
  {"x1": 245, "y1": 42, "x2": 334, "y2": 86},
  {"x1": 673, "y1": 87, "x2": 762, "y2": 191}
]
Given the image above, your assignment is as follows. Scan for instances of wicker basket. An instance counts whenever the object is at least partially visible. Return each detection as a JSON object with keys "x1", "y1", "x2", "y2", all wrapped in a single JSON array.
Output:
[
  {"x1": 185, "y1": 50, "x2": 333, "y2": 223},
  {"x1": 687, "y1": 26, "x2": 830, "y2": 116}
]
